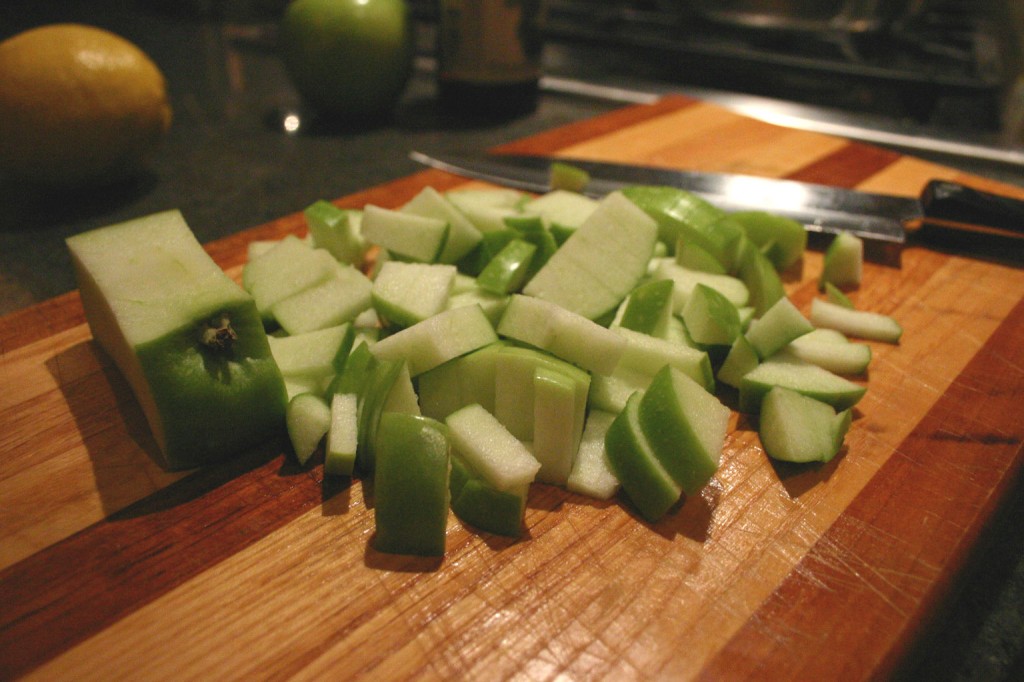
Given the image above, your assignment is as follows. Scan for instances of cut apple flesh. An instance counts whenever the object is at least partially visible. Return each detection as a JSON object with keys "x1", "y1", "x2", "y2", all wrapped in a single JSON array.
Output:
[
  {"x1": 567, "y1": 410, "x2": 620, "y2": 500},
  {"x1": 739, "y1": 349, "x2": 867, "y2": 413},
  {"x1": 445, "y1": 403, "x2": 541, "y2": 492},
  {"x1": 66, "y1": 209, "x2": 287, "y2": 470},
  {"x1": 744, "y1": 295, "x2": 814, "y2": 360},
  {"x1": 522, "y1": 191, "x2": 658, "y2": 320},
  {"x1": 496, "y1": 294, "x2": 625, "y2": 376},
  {"x1": 759, "y1": 386, "x2": 852, "y2": 463},
  {"x1": 810, "y1": 298, "x2": 903, "y2": 344}
]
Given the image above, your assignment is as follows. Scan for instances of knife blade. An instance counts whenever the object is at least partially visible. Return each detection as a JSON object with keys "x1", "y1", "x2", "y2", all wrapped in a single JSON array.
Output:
[{"x1": 410, "y1": 151, "x2": 1024, "y2": 244}]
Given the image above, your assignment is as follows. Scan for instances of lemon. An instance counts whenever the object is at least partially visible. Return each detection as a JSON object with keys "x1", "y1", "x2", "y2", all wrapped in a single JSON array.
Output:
[{"x1": 0, "y1": 24, "x2": 172, "y2": 189}]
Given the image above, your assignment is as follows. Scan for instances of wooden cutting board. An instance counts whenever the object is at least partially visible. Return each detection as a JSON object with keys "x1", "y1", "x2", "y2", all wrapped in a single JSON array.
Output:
[{"x1": 2, "y1": 95, "x2": 1023, "y2": 680}]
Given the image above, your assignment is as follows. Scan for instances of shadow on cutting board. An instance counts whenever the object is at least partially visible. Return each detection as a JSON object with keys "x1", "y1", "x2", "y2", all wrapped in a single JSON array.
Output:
[{"x1": 46, "y1": 339, "x2": 285, "y2": 519}]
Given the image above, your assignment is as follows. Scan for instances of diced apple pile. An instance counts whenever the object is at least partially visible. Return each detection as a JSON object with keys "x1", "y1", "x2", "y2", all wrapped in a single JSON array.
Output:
[
  {"x1": 234, "y1": 176, "x2": 902, "y2": 556},
  {"x1": 65, "y1": 163, "x2": 905, "y2": 558}
]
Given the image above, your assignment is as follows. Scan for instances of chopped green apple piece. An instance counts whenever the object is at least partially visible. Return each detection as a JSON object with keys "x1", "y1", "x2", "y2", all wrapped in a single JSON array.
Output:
[
  {"x1": 819, "y1": 231, "x2": 863, "y2": 291},
  {"x1": 650, "y1": 259, "x2": 750, "y2": 312},
  {"x1": 622, "y1": 186, "x2": 744, "y2": 267},
  {"x1": 744, "y1": 296, "x2": 814, "y2": 360},
  {"x1": 476, "y1": 238, "x2": 536, "y2": 294},
  {"x1": 446, "y1": 188, "x2": 524, "y2": 233},
  {"x1": 520, "y1": 189, "x2": 598, "y2": 233},
  {"x1": 355, "y1": 357, "x2": 408, "y2": 474},
  {"x1": 241, "y1": 235, "x2": 337, "y2": 322},
  {"x1": 502, "y1": 214, "x2": 558, "y2": 281},
  {"x1": 446, "y1": 403, "x2": 541, "y2": 491},
  {"x1": 809, "y1": 298, "x2": 903, "y2": 343},
  {"x1": 615, "y1": 278, "x2": 674, "y2": 338},
  {"x1": 304, "y1": 200, "x2": 367, "y2": 265},
  {"x1": 613, "y1": 326, "x2": 714, "y2": 390},
  {"x1": 787, "y1": 328, "x2": 872, "y2": 375},
  {"x1": 567, "y1": 410, "x2": 620, "y2": 500},
  {"x1": 381, "y1": 360, "x2": 420, "y2": 416},
  {"x1": 638, "y1": 365, "x2": 728, "y2": 495},
  {"x1": 418, "y1": 341, "x2": 506, "y2": 420},
  {"x1": 456, "y1": 228, "x2": 522, "y2": 276},
  {"x1": 532, "y1": 366, "x2": 581, "y2": 485},
  {"x1": 246, "y1": 239, "x2": 279, "y2": 261},
  {"x1": 66, "y1": 209, "x2": 287, "y2": 470},
  {"x1": 604, "y1": 391, "x2": 682, "y2": 522},
  {"x1": 729, "y1": 210, "x2": 806, "y2": 271},
  {"x1": 401, "y1": 185, "x2": 482, "y2": 264},
  {"x1": 268, "y1": 323, "x2": 355, "y2": 397},
  {"x1": 522, "y1": 191, "x2": 659, "y2": 320},
  {"x1": 452, "y1": 272, "x2": 480, "y2": 295},
  {"x1": 497, "y1": 294, "x2": 626, "y2": 376},
  {"x1": 681, "y1": 283, "x2": 742, "y2": 347},
  {"x1": 446, "y1": 286, "x2": 510, "y2": 326},
  {"x1": 493, "y1": 345, "x2": 590, "y2": 443},
  {"x1": 372, "y1": 413, "x2": 450, "y2": 556},
  {"x1": 665, "y1": 315, "x2": 701, "y2": 349},
  {"x1": 450, "y1": 453, "x2": 528, "y2": 537},
  {"x1": 446, "y1": 187, "x2": 527, "y2": 211},
  {"x1": 549, "y1": 161, "x2": 590, "y2": 192},
  {"x1": 360, "y1": 204, "x2": 449, "y2": 263},
  {"x1": 370, "y1": 304, "x2": 498, "y2": 376},
  {"x1": 325, "y1": 392, "x2": 359, "y2": 476},
  {"x1": 372, "y1": 261, "x2": 457, "y2": 328},
  {"x1": 270, "y1": 262, "x2": 373, "y2": 335},
  {"x1": 325, "y1": 340, "x2": 374, "y2": 397},
  {"x1": 588, "y1": 365, "x2": 652, "y2": 414},
  {"x1": 717, "y1": 334, "x2": 760, "y2": 389},
  {"x1": 759, "y1": 387, "x2": 852, "y2": 463},
  {"x1": 675, "y1": 240, "x2": 727, "y2": 274},
  {"x1": 739, "y1": 349, "x2": 867, "y2": 413},
  {"x1": 736, "y1": 237, "x2": 786, "y2": 317},
  {"x1": 286, "y1": 392, "x2": 331, "y2": 466},
  {"x1": 824, "y1": 281, "x2": 855, "y2": 308}
]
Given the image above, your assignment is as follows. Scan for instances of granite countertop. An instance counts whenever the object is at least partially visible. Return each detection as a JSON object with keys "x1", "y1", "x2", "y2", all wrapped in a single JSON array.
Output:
[{"x1": 1, "y1": 2, "x2": 1022, "y2": 680}]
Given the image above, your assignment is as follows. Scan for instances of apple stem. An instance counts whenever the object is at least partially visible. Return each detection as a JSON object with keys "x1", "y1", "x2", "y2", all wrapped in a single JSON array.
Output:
[{"x1": 201, "y1": 315, "x2": 238, "y2": 352}]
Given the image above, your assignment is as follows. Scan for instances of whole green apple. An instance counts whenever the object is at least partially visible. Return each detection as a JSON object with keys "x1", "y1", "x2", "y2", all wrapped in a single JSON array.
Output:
[{"x1": 279, "y1": 0, "x2": 413, "y2": 121}]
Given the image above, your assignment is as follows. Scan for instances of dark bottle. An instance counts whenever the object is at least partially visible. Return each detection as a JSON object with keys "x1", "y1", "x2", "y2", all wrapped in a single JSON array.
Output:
[{"x1": 436, "y1": 0, "x2": 546, "y2": 118}]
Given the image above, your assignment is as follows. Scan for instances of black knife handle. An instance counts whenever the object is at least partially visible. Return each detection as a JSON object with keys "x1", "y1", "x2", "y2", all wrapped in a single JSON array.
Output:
[{"x1": 920, "y1": 180, "x2": 1024, "y2": 239}]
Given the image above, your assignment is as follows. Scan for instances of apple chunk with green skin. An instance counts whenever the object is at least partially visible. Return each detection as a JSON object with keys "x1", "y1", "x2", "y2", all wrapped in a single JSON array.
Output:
[
  {"x1": 450, "y1": 452, "x2": 529, "y2": 538},
  {"x1": 372, "y1": 413, "x2": 450, "y2": 557},
  {"x1": 604, "y1": 391, "x2": 682, "y2": 522},
  {"x1": 759, "y1": 387, "x2": 852, "y2": 463},
  {"x1": 614, "y1": 278, "x2": 674, "y2": 338},
  {"x1": 638, "y1": 365, "x2": 730, "y2": 496},
  {"x1": 810, "y1": 298, "x2": 903, "y2": 344},
  {"x1": 66, "y1": 209, "x2": 287, "y2": 471},
  {"x1": 819, "y1": 231, "x2": 863, "y2": 291},
  {"x1": 739, "y1": 348, "x2": 866, "y2": 413}
]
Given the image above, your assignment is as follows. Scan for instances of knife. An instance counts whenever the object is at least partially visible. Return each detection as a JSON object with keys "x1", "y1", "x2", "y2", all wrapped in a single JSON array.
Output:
[{"x1": 410, "y1": 151, "x2": 1024, "y2": 244}]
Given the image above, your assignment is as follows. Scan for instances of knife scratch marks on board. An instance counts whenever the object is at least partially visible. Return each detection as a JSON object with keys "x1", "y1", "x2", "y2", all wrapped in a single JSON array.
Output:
[{"x1": 805, "y1": 531, "x2": 915, "y2": 619}]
